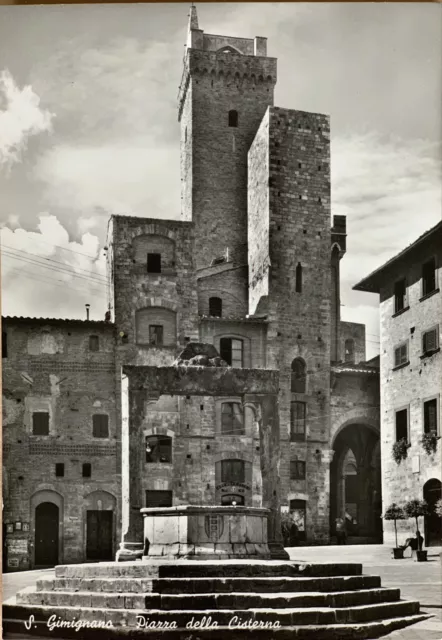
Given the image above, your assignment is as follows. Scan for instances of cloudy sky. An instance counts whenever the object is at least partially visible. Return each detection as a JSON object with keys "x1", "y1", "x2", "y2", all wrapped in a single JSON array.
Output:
[{"x1": 0, "y1": 2, "x2": 441, "y2": 359}]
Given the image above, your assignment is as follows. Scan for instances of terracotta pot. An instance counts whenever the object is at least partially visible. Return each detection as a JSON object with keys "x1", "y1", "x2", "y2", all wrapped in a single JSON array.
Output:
[
  {"x1": 416, "y1": 550, "x2": 428, "y2": 562},
  {"x1": 392, "y1": 548, "x2": 404, "y2": 559}
]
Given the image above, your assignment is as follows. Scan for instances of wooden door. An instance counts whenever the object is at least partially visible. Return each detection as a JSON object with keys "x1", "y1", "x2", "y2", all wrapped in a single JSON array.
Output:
[
  {"x1": 86, "y1": 510, "x2": 113, "y2": 560},
  {"x1": 35, "y1": 502, "x2": 59, "y2": 567}
]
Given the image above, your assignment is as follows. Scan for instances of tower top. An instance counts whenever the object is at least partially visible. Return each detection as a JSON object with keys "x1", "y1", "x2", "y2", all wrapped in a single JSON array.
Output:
[{"x1": 188, "y1": 4, "x2": 199, "y2": 31}]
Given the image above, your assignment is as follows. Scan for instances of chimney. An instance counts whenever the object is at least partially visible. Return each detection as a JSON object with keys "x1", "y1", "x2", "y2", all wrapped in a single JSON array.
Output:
[{"x1": 85, "y1": 304, "x2": 90, "y2": 321}]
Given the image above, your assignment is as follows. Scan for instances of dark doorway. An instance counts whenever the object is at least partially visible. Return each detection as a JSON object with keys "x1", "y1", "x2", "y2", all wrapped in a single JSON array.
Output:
[
  {"x1": 35, "y1": 502, "x2": 59, "y2": 567},
  {"x1": 86, "y1": 510, "x2": 113, "y2": 561},
  {"x1": 424, "y1": 479, "x2": 442, "y2": 547}
]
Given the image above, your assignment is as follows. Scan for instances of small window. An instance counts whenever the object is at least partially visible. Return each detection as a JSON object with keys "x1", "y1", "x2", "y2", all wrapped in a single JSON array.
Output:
[
  {"x1": 395, "y1": 408, "x2": 408, "y2": 443},
  {"x1": 55, "y1": 463, "x2": 64, "y2": 478},
  {"x1": 220, "y1": 337, "x2": 243, "y2": 368},
  {"x1": 344, "y1": 339, "x2": 355, "y2": 364},
  {"x1": 221, "y1": 459, "x2": 245, "y2": 483},
  {"x1": 290, "y1": 401, "x2": 306, "y2": 441},
  {"x1": 228, "y1": 110, "x2": 238, "y2": 127},
  {"x1": 424, "y1": 398, "x2": 438, "y2": 435},
  {"x1": 295, "y1": 263, "x2": 302, "y2": 293},
  {"x1": 147, "y1": 253, "x2": 161, "y2": 274},
  {"x1": 2, "y1": 331, "x2": 7, "y2": 358},
  {"x1": 82, "y1": 463, "x2": 92, "y2": 478},
  {"x1": 145, "y1": 490, "x2": 172, "y2": 508},
  {"x1": 422, "y1": 258, "x2": 436, "y2": 297},
  {"x1": 32, "y1": 412, "x2": 49, "y2": 436},
  {"x1": 394, "y1": 342, "x2": 408, "y2": 368},
  {"x1": 422, "y1": 327, "x2": 439, "y2": 355},
  {"x1": 92, "y1": 414, "x2": 109, "y2": 438},
  {"x1": 394, "y1": 279, "x2": 407, "y2": 313},
  {"x1": 209, "y1": 297, "x2": 222, "y2": 317},
  {"x1": 145, "y1": 435, "x2": 172, "y2": 463},
  {"x1": 221, "y1": 402, "x2": 244, "y2": 435},
  {"x1": 290, "y1": 460, "x2": 306, "y2": 480},
  {"x1": 291, "y1": 358, "x2": 306, "y2": 393},
  {"x1": 89, "y1": 335, "x2": 99, "y2": 352},
  {"x1": 149, "y1": 325, "x2": 163, "y2": 346}
]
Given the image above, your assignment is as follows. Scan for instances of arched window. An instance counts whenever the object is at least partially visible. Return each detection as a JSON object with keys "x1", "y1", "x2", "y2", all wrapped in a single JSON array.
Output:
[
  {"x1": 228, "y1": 110, "x2": 238, "y2": 127},
  {"x1": 221, "y1": 459, "x2": 245, "y2": 483},
  {"x1": 209, "y1": 297, "x2": 222, "y2": 317},
  {"x1": 145, "y1": 435, "x2": 172, "y2": 463},
  {"x1": 345, "y1": 339, "x2": 355, "y2": 363},
  {"x1": 221, "y1": 402, "x2": 244, "y2": 435},
  {"x1": 295, "y1": 263, "x2": 302, "y2": 293},
  {"x1": 291, "y1": 358, "x2": 306, "y2": 393},
  {"x1": 135, "y1": 307, "x2": 176, "y2": 347}
]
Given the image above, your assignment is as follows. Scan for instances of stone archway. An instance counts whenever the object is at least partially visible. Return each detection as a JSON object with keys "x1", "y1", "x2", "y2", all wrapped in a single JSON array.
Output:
[{"x1": 330, "y1": 423, "x2": 382, "y2": 543}]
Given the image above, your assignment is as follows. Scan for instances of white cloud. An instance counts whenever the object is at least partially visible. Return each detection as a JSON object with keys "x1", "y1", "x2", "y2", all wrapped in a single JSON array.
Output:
[{"x1": 0, "y1": 70, "x2": 54, "y2": 168}]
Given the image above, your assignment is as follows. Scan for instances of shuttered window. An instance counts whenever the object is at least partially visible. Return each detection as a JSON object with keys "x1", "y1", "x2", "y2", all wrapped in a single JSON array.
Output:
[
  {"x1": 422, "y1": 328, "x2": 438, "y2": 355},
  {"x1": 424, "y1": 399, "x2": 438, "y2": 434},
  {"x1": 422, "y1": 258, "x2": 436, "y2": 296},
  {"x1": 92, "y1": 414, "x2": 109, "y2": 438},
  {"x1": 220, "y1": 338, "x2": 243, "y2": 367},
  {"x1": 290, "y1": 402, "x2": 306, "y2": 441},
  {"x1": 32, "y1": 412, "x2": 49, "y2": 436},
  {"x1": 145, "y1": 490, "x2": 172, "y2": 508},
  {"x1": 394, "y1": 342, "x2": 408, "y2": 367}
]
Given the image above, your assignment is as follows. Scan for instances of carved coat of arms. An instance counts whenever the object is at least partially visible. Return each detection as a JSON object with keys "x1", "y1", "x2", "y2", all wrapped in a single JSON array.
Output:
[{"x1": 205, "y1": 515, "x2": 224, "y2": 541}]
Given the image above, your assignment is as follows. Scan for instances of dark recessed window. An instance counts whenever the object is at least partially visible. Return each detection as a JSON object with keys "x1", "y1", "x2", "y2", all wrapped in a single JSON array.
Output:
[
  {"x1": 32, "y1": 412, "x2": 49, "y2": 436},
  {"x1": 220, "y1": 337, "x2": 243, "y2": 368},
  {"x1": 221, "y1": 459, "x2": 245, "y2": 483},
  {"x1": 209, "y1": 297, "x2": 222, "y2": 317},
  {"x1": 221, "y1": 402, "x2": 244, "y2": 435},
  {"x1": 2, "y1": 331, "x2": 7, "y2": 359},
  {"x1": 422, "y1": 327, "x2": 439, "y2": 355},
  {"x1": 291, "y1": 358, "x2": 306, "y2": 393},
  {"x1": 55, "y1": 463, "x2": 64, "y2": 478},
  {"x1": 422, "y1": 258, "x2": 436, "y2": 296},
  {"x1": 92, "y1": 414, "x2": 109, "y2": 438},
  {"x1": 145, "y1": 435, "x2": 172, "y2": 463},
  {"x1": 345, "y1": 339, "x2": 355, "y2": 364},
  {"x1": 228, "y1": 110, "x2": 238, "y2": 127},
  {"x1": 394, "y1": 342, "x2": 408, "y2": 367},
  {"x1": 290, "y1": 460, "x2": 306, "y2": 480},
  {"x1": 290, "y1": 401, "x2": 306, "y2": 441},
  {"x1": 89, "y1": 335, "x2": 99, "y2": 352},
  {"x1": 394, "y1": 279, "x2": 407, "y2": 313},
  {"x1": 295, "y1": 263, "x2": 302, "y2": 293},
  {"x1": 82, "y1": 463, "x2": 91, "y2": 478},
  {"x1": 147, "y1": 253, "x2": 161, "y2": 274},
  {"x1": 424, "y1": 399, "x2": 438, "y2": 435},
  {"x1": 145, "y1": 490, "x2": 172, "y2": 508},
  {"x1": 395, "y1": 408, "x2": 408, "y2": 442},
  {"x1": 149, "y1": 325, "x2": 163, "y2": 346}
]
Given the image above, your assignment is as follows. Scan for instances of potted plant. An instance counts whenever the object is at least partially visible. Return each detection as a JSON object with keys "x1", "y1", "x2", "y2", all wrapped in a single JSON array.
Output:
[
  {"x1": 403, "y1": 499, "x2": 431, "y2": 561},
  {"x1": 383, "y1": 503, "x2": 406, "y2": 559},
  {"x1": 421, "y1": 432, "x2": 438, "y2": 456},
  {"x1": 392, "y1": 438, "x2": 409, "y2": 464}
]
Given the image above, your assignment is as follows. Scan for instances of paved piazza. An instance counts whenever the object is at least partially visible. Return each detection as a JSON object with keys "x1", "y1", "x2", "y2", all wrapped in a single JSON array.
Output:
[{"x1": 3, "y1": 545, "x2": 441, "y2": 639}]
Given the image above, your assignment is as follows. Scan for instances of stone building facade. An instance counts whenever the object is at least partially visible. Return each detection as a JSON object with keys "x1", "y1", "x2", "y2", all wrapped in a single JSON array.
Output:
[
  {"x1": 107, "y1": 7, "x2": 381, "y2": 552},
  {"x1": 2, "y1": 317, "x2": 120, "y2": 570},
  {"x1": 354, "y1": 221, "x2": 442, "y2": 547}
]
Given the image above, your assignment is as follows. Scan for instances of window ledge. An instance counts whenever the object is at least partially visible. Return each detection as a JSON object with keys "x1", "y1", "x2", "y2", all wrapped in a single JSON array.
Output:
[
  {"x1": 392, "y1": 306, "x2": 410, "y2": 318},
  {"x1": 420, "y1": 288, "x2": 440, "y2": 303},
  {"x1": 290, "y1": 436, "x2": 306, "y2": 443},
  {"x1": 420, "y1": 347, "x2": 440, "y2": 360},
  {"x1": 392, "y1": 361, "x2": 410, "y2": 372}
]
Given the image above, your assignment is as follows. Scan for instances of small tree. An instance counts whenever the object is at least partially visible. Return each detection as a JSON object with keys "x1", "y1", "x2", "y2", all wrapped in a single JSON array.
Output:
[
  {"x1": 383, "y1": 503, "x2": 406, "y2": 548},
  {"x1": 403, "y1": 499, "x2": 431, "y2": 550}
]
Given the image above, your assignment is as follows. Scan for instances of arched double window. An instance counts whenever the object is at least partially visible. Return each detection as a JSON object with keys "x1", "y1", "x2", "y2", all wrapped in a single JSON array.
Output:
[
  {"x1": 291, "y1": 358, "x2": 306, "y2": 393},
  {"x1": 209, "y1": 297, "x2": 222, "y2": 317}
]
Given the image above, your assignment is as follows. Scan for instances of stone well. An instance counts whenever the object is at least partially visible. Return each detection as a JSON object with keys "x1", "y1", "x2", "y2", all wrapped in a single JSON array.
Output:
[{"x1": 141, "y1": 505, "x2": 271, "y2": 559}]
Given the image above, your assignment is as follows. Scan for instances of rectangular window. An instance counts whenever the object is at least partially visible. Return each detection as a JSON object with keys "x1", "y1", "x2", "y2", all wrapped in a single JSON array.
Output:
[
  {"x1": 422, "y1": 327, "x2": 439, "y2": 355},
  {"x1": 424, "y1": 398, "x2": 438, "y2": 435},
  {"x1": 2, "y1": 331, "x2": 7, "y2": 358},
  {"x1": 219, "y1": 337, "x2": 243, "y2": 368},
  {"x1": 395, "y1": 408, "x2": 408, "y2": 442},
  {"x1": 147, "y1": 253, "x2": 161, "y2": 273},
  {"x1": 32, "y1": 412, "x2": 49, "y2": 436},
  {"x1": 290, "y1": 460, "x2": 306, "y2": 480},
  {"x1": 290, "y1": 402, "x2": 306, "y2": 441},
  {"x1": 422, "y1": 258, "x2": 436, "y2": 296},
  {"x1": 221, "y1": 459, "x2": 245, "y2": 484},
  {"x1": 394, "y1": 342, "x2": 408, "y2": 368},
  {"x1": 82, "y1": 463, "x2": 92, "y2": 478},
  {"x1": 55, "y1": 463, "x2": 64, "y2": 477},
  {"x1": 89, "y1": 335, "x2": 99, "y2": 352},
  {"x1": 394, "y1": 279, "x2": 407, "y2": 313},
  {"x1": 145, "y1": 490, "x2": 172, "y2": 508},
  {"x1": 149, "y1": 325, "x2": 163, "y2": 346},
  {"x1": 92, "y1": 414, "x2": 109, "y2": 438}
]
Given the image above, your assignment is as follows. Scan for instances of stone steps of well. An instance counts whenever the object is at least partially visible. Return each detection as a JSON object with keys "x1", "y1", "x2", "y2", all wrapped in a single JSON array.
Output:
[
  {"x1": 36, "y1": 574, "x2": 381, "y2": 594},
  {"x1": 16, "y1": 586, "x2": 401, "y2": 610}
]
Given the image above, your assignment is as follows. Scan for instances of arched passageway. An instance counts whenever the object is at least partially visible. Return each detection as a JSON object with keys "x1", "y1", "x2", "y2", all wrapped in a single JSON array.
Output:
[
  {"x1": 423, "y1": 479, "x2": 441, "y2": 547},
  {"x1": 330, "y1": 424, "x2": 382, "y2": 543}
]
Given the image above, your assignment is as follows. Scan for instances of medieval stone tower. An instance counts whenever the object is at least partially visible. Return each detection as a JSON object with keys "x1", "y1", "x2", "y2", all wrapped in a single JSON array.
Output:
[{"x1": 107, "y1": 5, "x2": 380, "y2": 546}]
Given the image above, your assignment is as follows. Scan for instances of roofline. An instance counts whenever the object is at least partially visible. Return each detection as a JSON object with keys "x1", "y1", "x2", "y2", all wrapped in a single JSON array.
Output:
[
  {"x1": 2, "y1": 316, "x2": 114, "y2": 328},
  {"x1": 353, "y1": 220, "x2": 442, "y2": 293}
]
